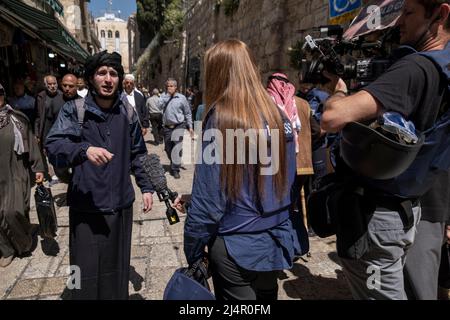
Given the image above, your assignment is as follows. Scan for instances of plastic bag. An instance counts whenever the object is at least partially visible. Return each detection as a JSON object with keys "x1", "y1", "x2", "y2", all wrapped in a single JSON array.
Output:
[
  {"x1": 370, "y1": 112, "x2": 420, "y2": 145},
  {"x1": 34, "y1": 183, "x2": 58, "y2": 238}
]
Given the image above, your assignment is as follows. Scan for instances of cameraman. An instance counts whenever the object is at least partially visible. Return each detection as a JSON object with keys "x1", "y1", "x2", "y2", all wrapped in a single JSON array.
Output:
[{"x1": 321, "y1": 0, "x2": 450, "y2": 300}]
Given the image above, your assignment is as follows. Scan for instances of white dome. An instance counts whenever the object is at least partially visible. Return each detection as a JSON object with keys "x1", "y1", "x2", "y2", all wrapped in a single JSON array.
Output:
[{"x1": 97, "y1": 13, "x2": 125, "y2": 22}]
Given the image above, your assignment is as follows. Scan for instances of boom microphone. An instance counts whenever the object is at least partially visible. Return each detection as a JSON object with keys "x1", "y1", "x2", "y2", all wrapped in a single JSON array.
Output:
[{"x1": 141, "y1": 154, "x2": 180, "y2": 225}]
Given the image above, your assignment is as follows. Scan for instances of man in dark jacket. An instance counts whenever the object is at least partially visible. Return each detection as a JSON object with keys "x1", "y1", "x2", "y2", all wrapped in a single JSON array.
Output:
[
  {"x1": 121, "y1": 74, "x2": 149, "y2": 136},
  {"x1": 36, "y1": 74, "x2": 80, "y2": 183},
  {"x1": 45, "y1": 51, "x2": 154, "y2": 300},
  {"x1": 8, "y1": 78, "x2": 36, "y2": 127},
  {"x1": 34, "y1": 75, "x2": 64, "y2": 148}
]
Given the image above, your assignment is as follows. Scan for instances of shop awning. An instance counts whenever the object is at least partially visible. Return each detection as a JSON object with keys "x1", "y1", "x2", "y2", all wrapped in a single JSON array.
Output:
[
  {"x1": 45, "y1": 0, "x2": 64, "y2": 16},
  {"x1": 0, "y1": 0, "x2": 89, "y2": 62}
]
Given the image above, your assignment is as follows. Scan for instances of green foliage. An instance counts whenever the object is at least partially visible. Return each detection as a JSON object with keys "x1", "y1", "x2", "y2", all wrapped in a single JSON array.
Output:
[
  {"x1": 136, "y1": 0, "x2": 184, "y2": 42},
  {"x1": 136, "y1": 0, "x2": 166, "y2": 43},
  {"x1": 223, "y1": 0, "x2": 240, "y2": 16},
  {"x1": 289, "y1": 40, "x2": 306, "y2": 70},
  {"x1": 214, "y1": 0, "x2": 221, "y2": 15},
  {"x1": 160, "y1": 0, "x2": 184, "y2": 39}
]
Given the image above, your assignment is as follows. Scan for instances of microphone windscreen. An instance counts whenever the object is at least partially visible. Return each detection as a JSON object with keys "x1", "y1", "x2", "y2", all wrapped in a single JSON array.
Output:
[{"x1": 141, "y1": 154, "x2": 167, "y2": 193}]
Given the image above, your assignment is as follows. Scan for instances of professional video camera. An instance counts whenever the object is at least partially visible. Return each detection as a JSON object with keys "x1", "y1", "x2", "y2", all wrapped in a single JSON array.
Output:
[{"x1": 300, "y1": 25, "x2": 399, "y2": 89}]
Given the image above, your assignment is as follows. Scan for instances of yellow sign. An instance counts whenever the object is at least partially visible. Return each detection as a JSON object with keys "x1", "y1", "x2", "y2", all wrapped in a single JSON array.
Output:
[{"x1": 329, "y1": 8, "x2": 360, "y2": 25}]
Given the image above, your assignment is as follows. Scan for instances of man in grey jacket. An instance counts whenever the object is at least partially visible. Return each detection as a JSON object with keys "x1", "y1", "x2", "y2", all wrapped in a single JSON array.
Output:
[
  {"x1": 146, "y1": 88, "x2": 164, "y2": 145},
  {"x1": 159, "y1": 78, "x2": 193, "y2": 179}
]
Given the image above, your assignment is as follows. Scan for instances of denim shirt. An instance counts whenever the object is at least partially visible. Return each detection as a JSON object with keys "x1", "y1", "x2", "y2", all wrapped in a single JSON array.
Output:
[
  {"x1": 159, "y1": 93, "x2": 193, "y2": 129},
  {"x1": 184, "y1": 107, "x2": 300, "y2": 271},
  {"x1": 306, "y1": 88, "x2": 330, "y2": 123}
]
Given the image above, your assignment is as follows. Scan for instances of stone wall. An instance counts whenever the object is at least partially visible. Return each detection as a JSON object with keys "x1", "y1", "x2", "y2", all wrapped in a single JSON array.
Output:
[
  {"x1": 152, "y1": 0, "x2": 332, "y2": 90},
  {"x1": 150, "y1": 0, "x2": 374, "y2": 91}
]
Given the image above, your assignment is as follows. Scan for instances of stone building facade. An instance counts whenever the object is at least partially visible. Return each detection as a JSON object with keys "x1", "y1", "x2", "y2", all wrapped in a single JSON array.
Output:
[
  {"x1": 96, "y1": 12, "x2": 131, "y2": 73},
  {"x1": 59, "y1": 0, "x2": 101, "y2": 54},
  {"x1": 127, "y1": 13, "x2": 140, "y2": 73},
  {"x1": 0, "y1": 0, "x2": 90, "y2": 93},
  {"x1": 150, "y1": 0, "x2": 371, "y2": 91}
]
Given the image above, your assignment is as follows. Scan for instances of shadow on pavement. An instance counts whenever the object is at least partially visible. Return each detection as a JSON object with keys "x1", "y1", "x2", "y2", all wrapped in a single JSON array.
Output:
[
  {"x1": 60, "y1": 287, "x2": 71, "y2": 300},
  {"x1": 281, "y1": 251, "x2": 352, "y2": 300}
]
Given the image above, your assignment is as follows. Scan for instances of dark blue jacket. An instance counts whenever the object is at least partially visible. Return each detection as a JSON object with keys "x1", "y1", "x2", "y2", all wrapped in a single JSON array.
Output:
[
  {"x1": 45, "y1": 94, "x2": 153, "y2": 213},
  {"x1": 184, "y1": 108, "x2": 300, "y2": 271},
  {"x1": 306, "y1": 88, "x2": 329, "y2": 123}
]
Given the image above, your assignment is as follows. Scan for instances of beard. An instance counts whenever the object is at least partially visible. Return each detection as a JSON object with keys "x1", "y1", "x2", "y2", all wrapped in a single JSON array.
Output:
[{"x1": 92, "y1": 89, "x2": 117, "y2": 101}]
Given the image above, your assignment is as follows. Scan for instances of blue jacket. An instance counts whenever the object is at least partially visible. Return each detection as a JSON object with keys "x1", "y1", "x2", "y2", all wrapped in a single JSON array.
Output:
[
  {"x1": 184, "y1": 108, "x2": 300, "y2": 271},
  {"x1": 45, "y1": 94, "x2": 153, "y2": 213},
  {"x1": 306, "y1": 88, "x2": 329, "y2": 123}
]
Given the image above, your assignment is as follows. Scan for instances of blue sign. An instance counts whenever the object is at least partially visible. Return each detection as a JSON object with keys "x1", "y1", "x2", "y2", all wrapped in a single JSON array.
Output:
[{"x1": 329, "y1": 0, "x2": 362, "y2": 19}]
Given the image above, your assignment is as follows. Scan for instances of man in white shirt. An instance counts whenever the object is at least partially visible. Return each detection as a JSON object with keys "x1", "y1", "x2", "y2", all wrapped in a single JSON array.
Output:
[
  {"x1": 121, "y1": 74, "x2": 149, "y2": 136},
  {"x1": 77, "y1": 77, "x2": 88, "y2": 98}
]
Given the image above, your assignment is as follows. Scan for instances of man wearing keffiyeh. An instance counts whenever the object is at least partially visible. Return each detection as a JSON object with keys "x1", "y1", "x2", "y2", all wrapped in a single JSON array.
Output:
[{"x1": 267, "y1": 73, "x2": 302, "y2": 153}]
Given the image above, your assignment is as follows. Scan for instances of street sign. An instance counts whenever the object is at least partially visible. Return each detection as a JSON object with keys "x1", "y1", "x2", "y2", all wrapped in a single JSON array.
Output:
[
  {"x1": 343, "y1": 0, "x2": 404, "y2": 40},
  {"x1": 329, "y1": 0, "x2": 362, "y2": 24}
]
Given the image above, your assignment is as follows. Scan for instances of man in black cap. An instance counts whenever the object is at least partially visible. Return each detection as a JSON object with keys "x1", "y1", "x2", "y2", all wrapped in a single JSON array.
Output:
[{"x1": 45, "y1": 51, "x2": 154, "y2": 299}]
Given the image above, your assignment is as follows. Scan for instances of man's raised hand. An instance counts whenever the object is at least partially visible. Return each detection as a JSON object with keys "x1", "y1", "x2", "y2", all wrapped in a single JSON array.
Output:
[{"x1": 86, "y1": 146, "x2": 114, "y2": 166}]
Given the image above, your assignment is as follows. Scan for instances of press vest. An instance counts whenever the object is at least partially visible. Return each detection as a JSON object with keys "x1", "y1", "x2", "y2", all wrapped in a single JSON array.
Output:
[{"x1": 367, "y1": 42, "x2": 450, "y2": 199}]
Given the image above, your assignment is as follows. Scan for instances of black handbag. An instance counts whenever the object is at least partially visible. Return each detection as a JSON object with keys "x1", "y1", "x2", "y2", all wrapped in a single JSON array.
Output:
[
  {"x1": 306, "y1": 173, "x2": 345, "y2": 238},
  {"x1": 34, "y1": 183, "x2": 58, "y2": 238},
  {"x1": 307, "y1": 171, "x2": 375, "y2": 259}
]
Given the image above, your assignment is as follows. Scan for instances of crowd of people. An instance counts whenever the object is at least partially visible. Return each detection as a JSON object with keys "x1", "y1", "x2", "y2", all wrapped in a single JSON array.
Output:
[{"x1": 0, "y1": 0, "x2": 449, "y2": 301}]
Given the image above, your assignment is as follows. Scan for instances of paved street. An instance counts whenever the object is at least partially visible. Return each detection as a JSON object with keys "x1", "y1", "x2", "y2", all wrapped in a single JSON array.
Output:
[{"x1": 0, "y1": 133, "x2": 352, "y2": 300}]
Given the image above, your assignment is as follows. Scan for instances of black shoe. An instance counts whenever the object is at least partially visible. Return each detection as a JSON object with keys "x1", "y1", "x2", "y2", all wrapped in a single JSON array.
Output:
[{"x1": 173, "y1": 171, "x2": 180, "y2": 179}]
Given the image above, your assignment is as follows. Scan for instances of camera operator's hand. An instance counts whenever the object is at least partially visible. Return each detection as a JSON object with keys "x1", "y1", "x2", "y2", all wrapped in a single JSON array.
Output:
[
  {"x1": 172, "y1": 195, "x2": 186, "y2": 213},
  {"x1": 86, "y1": 146, "x2": 114, "y2": 166},
  {"x1": 323, "y1": 71, "x2": 348, "y2": 95},
  {"x1": 172, "y1": 194, "x2": 192, "y2": 213},
  {"x1": 142, "y1": 192, "x2": 153, "y2": 213}
]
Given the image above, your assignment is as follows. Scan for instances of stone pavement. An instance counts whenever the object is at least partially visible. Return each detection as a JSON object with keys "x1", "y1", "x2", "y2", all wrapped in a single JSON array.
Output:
[{"x1": 0, "y1": 133, "x2": 352, "y2": 300}]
